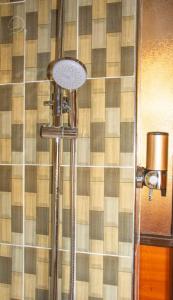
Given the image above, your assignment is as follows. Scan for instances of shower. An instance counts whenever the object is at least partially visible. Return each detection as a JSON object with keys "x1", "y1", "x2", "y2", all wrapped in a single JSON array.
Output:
[{"x1": 41, "y1": 56, "x2": 87, "y2": 300}]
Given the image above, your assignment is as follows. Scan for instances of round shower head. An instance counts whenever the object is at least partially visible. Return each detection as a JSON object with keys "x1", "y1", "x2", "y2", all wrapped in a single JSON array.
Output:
[{"x1": 52, "y1": 57, "x2": 87, "y2": 90}]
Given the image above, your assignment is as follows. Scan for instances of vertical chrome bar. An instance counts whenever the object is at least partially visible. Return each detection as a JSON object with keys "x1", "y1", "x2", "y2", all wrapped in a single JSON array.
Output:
[
  {"x1": 50, "y1": 0, "x2": 64, "y2": 299},
  {"x1": 50, "y1": 138, "x2": 61, "y2": 300},
  {"x1": 70, "y1": 138, "x2": 77, "y2": 300},
  {"x1": 69, "y1": 90, "x2": 77, "y2": 299}
]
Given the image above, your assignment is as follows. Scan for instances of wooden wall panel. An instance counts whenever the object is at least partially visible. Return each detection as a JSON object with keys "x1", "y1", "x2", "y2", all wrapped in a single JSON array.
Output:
[{"x1": 139, "y1": 245, "x2": 172, "y2": 300}]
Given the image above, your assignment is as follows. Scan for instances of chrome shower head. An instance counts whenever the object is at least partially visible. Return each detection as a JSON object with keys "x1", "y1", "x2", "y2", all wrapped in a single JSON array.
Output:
[{"x1": 52, "y1": 57, "x2": 87, "y2": 90}]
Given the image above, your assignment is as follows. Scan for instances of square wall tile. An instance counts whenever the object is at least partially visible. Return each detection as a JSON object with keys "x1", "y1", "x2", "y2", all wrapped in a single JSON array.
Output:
[
  {"x1": 25, "y1": 0, "x2": 59, "y2": 81},
  {"x1": 0, "y1": 165, "x2": 23, "y2": 245},
  {"x1": 0, "y1": 3, "x2": 25, "y2": 84},
  {"x1": 0, "y1": 245, "x2": 23, "y2": 300},
  {"x1": 25, "y1": 166, "x2": 52, "y2": 248},
  {"x1": 24, "y1": 247, "x2": 50, "y2": 300},
  {"x1": 25, "y1": 81, "x2": 52, "y2": 165},
  {"x1": 0, "y1": 84, "x2": 24, "y2": 164}
]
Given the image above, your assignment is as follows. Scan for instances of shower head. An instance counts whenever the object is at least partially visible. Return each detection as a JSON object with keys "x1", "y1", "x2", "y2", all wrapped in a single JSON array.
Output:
[{"x1": 52, "y1": 57, "x2": 87, "y2": 90}]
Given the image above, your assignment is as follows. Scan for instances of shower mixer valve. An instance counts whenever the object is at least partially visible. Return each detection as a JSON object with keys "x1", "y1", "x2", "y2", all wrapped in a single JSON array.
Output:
[{"x1": 136, "y1": 132, "x2": 168, "y2": 201}]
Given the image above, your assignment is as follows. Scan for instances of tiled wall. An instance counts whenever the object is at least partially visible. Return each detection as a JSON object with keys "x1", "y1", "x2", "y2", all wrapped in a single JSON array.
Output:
[{"x1": 0, "y1": 0, "x2": 137, "y2": 299}]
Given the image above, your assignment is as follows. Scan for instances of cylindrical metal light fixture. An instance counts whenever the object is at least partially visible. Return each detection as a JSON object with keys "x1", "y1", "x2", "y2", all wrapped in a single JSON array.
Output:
[{"x1": 146, "y1": 132, "x2": 168, "y2": 171}]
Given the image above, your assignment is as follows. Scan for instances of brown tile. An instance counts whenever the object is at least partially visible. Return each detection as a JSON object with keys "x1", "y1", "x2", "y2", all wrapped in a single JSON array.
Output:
[
  {"x1": 89, "y1": 211, "x2": 104, "y2": 240},
  {"x1": 91, "y1": 49, "x2": 106, "y2": 77},
  {"x1": 0, "y1": 165, "x2": 12, "y2": 192},
  {"x1": 107, "y1": 2, "x2": 122, "y2": 33},
  {"x1": 62, "y1": 209, "x2": 71, "y2": 237},
  {"x1": 121, "y1": 46, "x2": 134, "y2": 76},
  {"x1": 36, "y1": 289, "x2": 49, "y2": 300},
  {"x1": 12, "y1": 56, "x2": 24, "y2": 83},
  {"x1": 12, "y1": 206, "x2": 23, "y2": 233},
  {"x1": 78, "y1": 80, "x2": 91, "y2": 108},
  {"x1": 91, "y1": 122, "x2": 105, "y2": 152},
  {"x1": 12, "y1": 124, "x2": 23, "y2": 152},
  {"x1": 62, "y1": 294, "x2": 69, "y2": 300},
  {"x1": 0, "y1": 16, "x2": 13, "y2": 44},
  {"x1": 119, "y1": 212, "x2": 133, "y2": 242},
  {"x1": 77, "y1": 167, "x2": 90, "y2": 196},
  {"x1": 64, "y1": 50, "x2": 77, "y2": 59},
  {"x1": 36, "y1": 124, "x2": 50, "y2": 152},
  {"x1": 25, "y1": 82, "x2": 38, "y2": 110},
  {"x1": 105, "y1": 78, "x2": 121, "y2": 108},
  {"x1": 103, "y1": 256, "x2": 118, "y2": 285},
  {"x1": 36, "y1": 207, "x2": 49, "y2": 235},
  {"x1": 26, "y1": 12, "x2": 38, "y2": 40},
  {"x1": 51, "y1": 9, "x2": 58, "y2": 38},
  {"x1": 37, "y1": 52, "x2": 50, "y2": 80},
  {"x1": 79, "y1": 6, "x2": 92, "y2": 35},
  {"x1": 0, "y1": 256, "x2": 12, "y2": 284},
  {"x1": 0, "y1": 85, "x2": 12, "y2": 111},
  {"x1": 24, "y1": 247, "x2": 36, "y2": 274},
  {"x1": 76, "y1": 253, "x2": 89, "y2": 281},
  {"x1": 25, "y1": 166, "x2": 37, "y2": 193},
  {"x1": 104, "y1": 168, "x2": 120, "y2": 197},
  {"x1": 120, "y1": 122, "x2": 134, "y2": 152}
]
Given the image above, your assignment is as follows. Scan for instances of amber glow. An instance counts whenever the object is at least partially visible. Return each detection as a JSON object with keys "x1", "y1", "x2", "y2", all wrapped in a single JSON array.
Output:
[{"x1": 139, "y1": 0, "x2": 173, "y2": 234}]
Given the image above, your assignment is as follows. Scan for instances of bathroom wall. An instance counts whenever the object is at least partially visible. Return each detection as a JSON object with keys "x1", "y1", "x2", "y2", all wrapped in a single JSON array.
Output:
[{"x1": 0, "y1": 0, "x2": 137, "y2": 299}]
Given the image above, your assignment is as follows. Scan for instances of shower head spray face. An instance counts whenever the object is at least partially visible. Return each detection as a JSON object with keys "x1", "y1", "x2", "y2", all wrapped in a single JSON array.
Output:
[{"x1": 52, "y1": 57, "x2": 87, "y2": 90}]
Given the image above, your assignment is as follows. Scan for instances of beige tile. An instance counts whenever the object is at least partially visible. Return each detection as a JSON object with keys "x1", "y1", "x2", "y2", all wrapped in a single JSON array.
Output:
[
  {"x1": 76, "y1": 281, "x2": 88, "y2": 300},
  {"x1": 0, "y1": 139, "x2": 11, "y2": 163},
  {"x1": 118, "y1": 272, "x2": 132, "y2": 298},
  {"x1": 106, "y1": 62, "x2": 120, "y2": 77},
  {"x1": 120, "y1": 182, "x2": 134, "y2": 212},
  {"x1": 79, "y1": 35, "x2": 91, "y2": 64},
  {"x1": 91, "y1": 93, "x2": 105, "y2": 123},
  {"x1": 13, "y1": 31, "x2": 24, "y2": 56},
  {"x1": 77, "y1": 196, "x2": 89, "y2": 224},
  {"x1": 0, "y1": 44, "x2": 12, "y2": 71},
  {"x1": 122, "y1": 16, "x2": 136, "y2": 46},
  {"x1": 104, "y1": 226, "x2": 118, "y2": 254},
  {"x1": 105, "y1": 108, "x2": 120, "y2": 137},
  {"x1": 38, "y1": 25, "x2": 51, "y2": 53},
  {"x1": 26, "y1": 40, "x2": 37, "y2": 68},
  {"x1": 25, "y1": 193, "x2": 36, "y2": 219},
  {"x1": 63, "y1": 22, "x2": 77, "y2": 51},
  {"x1": 38, "y1": 0, "x2": 50, "y2": 25},
  {"x1": 89, "y1": 268, "x2": 103, "y2": 298},
  {"x1": 93, "y1": 0, "x2": 106, "y2": 19},
  {"x1": 0, "y1": 284, "x2": 10, "y2": 300},
  {"x1": 90, "y1": 182, "x2": 104, "y2": 211},
  {"x1": 106, "y1": 33, "x2": 121, "y2": 63},
  {"x1": 121, "y1": 92, "x2": 135, "y2": 122},
  {"x1": 92, "y1": 19, "x2": 106, "y2": 49},
  {"x1": 78, "y1": 108, "x2": 90, "y2": 137},
  {"x1": 12, "y1": 97, "x2": 23, "y2": 124},
  {"x1": 12, "y1": 272, "x2": 23, "y2": 299},
  {"x1": 105, "y1": 137, "x2": 120, "y2": 165}
]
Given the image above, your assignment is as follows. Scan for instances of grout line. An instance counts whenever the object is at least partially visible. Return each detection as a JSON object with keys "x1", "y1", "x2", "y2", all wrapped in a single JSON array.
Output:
[
  {"x1": 0, "y1": 242, "x2": 132, "y2": 258},
  {"x1": 0, "y1": 1, "x2": 25, "y2": 5},
  {"x1": 0, "y1": 75, "x2": 135, "y2": 86},
  {"x1": 0, "y1": 163, "x2": 134, "y2": 168}
]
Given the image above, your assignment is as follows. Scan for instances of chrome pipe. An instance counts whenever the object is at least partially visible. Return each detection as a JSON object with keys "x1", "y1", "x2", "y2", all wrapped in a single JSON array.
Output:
[
  {"x1": 50, "y1": 138, "x2": 61, "y2": 300},
  {"x1": 40, "y1": 126, "x2": 78, "y2": 139},
  {"x1": 70, "y1": 138, "x2": 77, "y2": 300}
]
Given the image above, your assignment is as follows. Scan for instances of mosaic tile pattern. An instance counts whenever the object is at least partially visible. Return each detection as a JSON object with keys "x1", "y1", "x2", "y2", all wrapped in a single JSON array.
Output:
[
  {"x1": 25, "y1": 165, "x2": 52, "y2": 248},
  {"x1": 76, "y1": 254, "x2": 133, "y2": 300},
  {"x1": 78, "y1": 0, "x2": 136, "y2": 78},
  {"x1": 0, "y1": 2, "x2": 25, "y2": 84},
  {"x1": 0, "y1": 245, "x2": 23, "y2": 300},
  {"x1": 59, "y1": 167, "x2": 134, "y2": 257},
  {"x1": 25, "y1": 0, "x2": 59, "y2": 81},
  {"x1": 0, "y1": 0, "x2": 137, "y2": 299},
  {"x1": 25, "y1": 81, "x2": 53, "y2": 164},
  {"x1": 63, "y1": 77, "x2": 135, "y2": 166},
  {"x1": 0, "y1": 165, "x2": 23, "y2": 245},
  {"x1": 24, "y1": 247, "x2": 50, "y2": 300},
  {"x1": 0, "y1": 84, "x2": 24, "y2": 164}
]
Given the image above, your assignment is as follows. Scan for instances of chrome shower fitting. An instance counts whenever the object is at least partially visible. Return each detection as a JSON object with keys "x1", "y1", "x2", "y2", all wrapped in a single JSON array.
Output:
[{"x1": 40, "y1": 56, "x2": 87, "y2": 300}]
